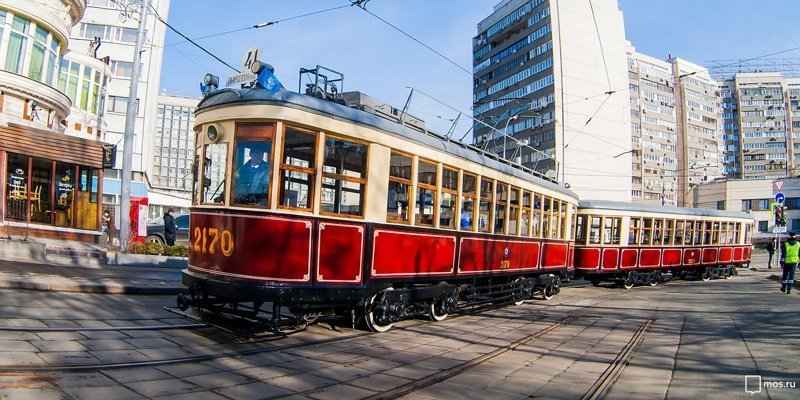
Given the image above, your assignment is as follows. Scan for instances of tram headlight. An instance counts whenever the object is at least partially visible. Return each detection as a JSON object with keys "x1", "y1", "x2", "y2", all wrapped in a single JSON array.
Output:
[
  {"x1": 206, "y1": 123, "x2": 222, "y2": 143},
  {"x1": 203, "y1": 73, "x2": 219, "y2": 89},
  {"x1": 250, "y1": 60, "x2": 265, "y2": 75}
]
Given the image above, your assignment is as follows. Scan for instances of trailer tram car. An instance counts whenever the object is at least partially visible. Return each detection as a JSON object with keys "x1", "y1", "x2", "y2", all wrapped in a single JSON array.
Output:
[
  {"x1": 573, "y1": 200, "x2": 754, "y2": 288},
  {"x1": 180, "y1": 69, "x2": 579, "y2": 332}
]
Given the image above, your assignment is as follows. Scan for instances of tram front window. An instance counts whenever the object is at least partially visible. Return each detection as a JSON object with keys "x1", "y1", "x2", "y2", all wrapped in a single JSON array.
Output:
[
  {"x1": 233, "y1": 144, "x2": 270, "y2": 206},
  {"x1": 202, "y1": 143, "x2": 227, "y2": 204}
]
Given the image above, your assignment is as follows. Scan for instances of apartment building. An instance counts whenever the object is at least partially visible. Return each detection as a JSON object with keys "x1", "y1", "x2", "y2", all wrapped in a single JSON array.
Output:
[
  {"x1": 671, "y1": 58, "x2": 724, "y2": 206},
  {"x1": 472, "y1": 0, "x2": 631, "y2": 201},
  {"x1": 627, "y1": 46, "x2": 679, "y2": 206},
  {"x1": 720, "y1": 73, "x2": 800, "y2": 180}
]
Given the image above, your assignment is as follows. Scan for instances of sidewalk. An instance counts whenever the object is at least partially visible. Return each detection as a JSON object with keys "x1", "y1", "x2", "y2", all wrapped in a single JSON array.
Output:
[{"x1": 0, "y1": 237, "x2": 186, "y2": 295}]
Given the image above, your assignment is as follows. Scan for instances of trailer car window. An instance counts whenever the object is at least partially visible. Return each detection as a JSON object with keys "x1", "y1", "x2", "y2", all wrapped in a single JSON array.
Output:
[
  {"x1": 560, "y1": 202, "x2": 568, "y2": 240},
  {"x1": 532, "y1": 193, "x2": 543, "y2": 237},
  {"x1": 521, "y1": 191, "x2": 531, "y2": 236},
  {"x1": 641, "y1": 218, "x2": 653, "y2": 245},
  {"x1": 675, "y1": 220, "x2": 685, "y2": 245},
  {"x1": 320, "y1": 136, "x2": 367, "y2": 217},
  {"x1": 542, "y1": 197, "x2": 552, "y2": 239},
  {"x1": 589, "y1": 216, "x2": 601, "y2": 244},
  {"x1": 415, "y1": 160, "x2": 437, "y2": 226},
  {"x1": 629, "y1": 218, "x2": 641, "y2": 245},
  {"x1": 440, "y1": 167, "x2": 458, "y2": 229},
  {"x1": 478, "y1": 178, "x2": 493, "y2": 233},
  {"x1": 684, "y1": 221, "x2": 694, "y2": 245},
  {"x1": 575, "y1": 215, "x2": 586, "y2": 244},
  {"x1": 460, "y1": 172, "x2": 477, "y2": 230},
  {"x1": 494, "y1": 182, "x2": 507, "y2": 234},
  {"x1": 508, "y1": 186, "x2": 519, "y2": 235},
  {"x1": 387, "y1": 152, "x2": 412, "y2": 223}
]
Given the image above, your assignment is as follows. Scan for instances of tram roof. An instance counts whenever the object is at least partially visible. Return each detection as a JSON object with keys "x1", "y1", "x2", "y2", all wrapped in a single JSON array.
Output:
[
  {"x1": 578, "y1": 199, "x2": 753, "y2": 220},
  {"x1": 196, "y1": 87, "x2": 578, "y2": 199}
]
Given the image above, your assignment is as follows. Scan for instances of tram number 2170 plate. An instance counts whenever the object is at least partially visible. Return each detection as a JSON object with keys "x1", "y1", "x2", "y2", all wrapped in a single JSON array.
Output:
[{"x1": 192, "y1": 227, "x2": 234, "y2": 256}]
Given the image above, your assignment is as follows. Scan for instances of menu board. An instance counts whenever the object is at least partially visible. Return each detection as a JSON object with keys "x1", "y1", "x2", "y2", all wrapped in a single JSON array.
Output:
[
  {"x1": 56, "y1": 169, "x2": 74, "y2": 209},
  {"x1": 8, "y1": 168, "x2": 26, "y2": 199}
]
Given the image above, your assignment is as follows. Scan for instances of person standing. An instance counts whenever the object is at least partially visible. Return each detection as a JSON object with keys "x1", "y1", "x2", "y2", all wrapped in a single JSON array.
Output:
[
  {"x1": 767, "y1": 238, "x2": 776, "y2": 269},
  {"x1": 102, "y1": 210, "x2": 118, "y2": 248},
  {"x1": 164, "y1": 208, "x2": 177, "y2": 246},
  {"x1": 780, "y1": 232, "x2": 799, "y2": 294}
]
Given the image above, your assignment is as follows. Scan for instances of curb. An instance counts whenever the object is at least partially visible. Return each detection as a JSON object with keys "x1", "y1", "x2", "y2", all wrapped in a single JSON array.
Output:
[{"x1": 0, "y1": 277, "x2": 187, "y2": 295}]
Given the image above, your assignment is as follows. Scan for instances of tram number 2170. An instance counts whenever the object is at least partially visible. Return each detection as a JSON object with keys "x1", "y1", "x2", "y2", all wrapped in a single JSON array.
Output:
[{"x1": 192, "y1": 227, "x2": 234, "y2": 256}]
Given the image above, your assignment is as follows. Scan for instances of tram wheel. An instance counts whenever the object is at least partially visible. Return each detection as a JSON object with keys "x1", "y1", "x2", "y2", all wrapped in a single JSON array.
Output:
[
  {"x1": 429, "y1": 300, "x2": 449, "y2": 321},
  {"x1": 724, "y1": 266, "x2": 733, "y2": 279},
  {"x1": 365, "y1": 289, "x2": 394, "y2": 333},
  {"x1": 542, "y1": 285, "x2": 556, "y2": 300},
  {"x1": 589, "y1": 277, "x2": 602, "y2": 286},
  {"x1": 512, "y1": 278, "x2": 526, "y2": 306},
  {"x1": 648, "y1": 274, "x2": 658, "y2": 287},
  {"x1": 176, "y1": 294, "x2": 190, "y2": 311},
  {"x1": 701, "y1": 267, "x2": 711, "y2": 281},
  {"x1": 622, "y1": 272, "x2": 635, "y2": 289}
]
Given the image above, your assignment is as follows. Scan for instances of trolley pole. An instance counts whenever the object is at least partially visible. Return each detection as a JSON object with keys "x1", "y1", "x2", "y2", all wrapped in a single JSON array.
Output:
[{"x1": 119, "y1": 0, "x2": 150, "y2": 251}]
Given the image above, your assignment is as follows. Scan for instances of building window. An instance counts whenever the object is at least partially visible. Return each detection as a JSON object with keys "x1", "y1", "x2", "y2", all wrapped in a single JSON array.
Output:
[
  {"x1": 758, "y1": 220, "x2": 768, "y2": 233},
  {"x1": 716, "y1": 200, "x2": 725, "y2": 210}
]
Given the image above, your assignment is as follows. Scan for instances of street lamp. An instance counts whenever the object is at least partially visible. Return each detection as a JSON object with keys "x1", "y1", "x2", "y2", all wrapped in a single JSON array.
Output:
[{"x1": 503, "y1": 115, "x2": 519, "y2": 160}]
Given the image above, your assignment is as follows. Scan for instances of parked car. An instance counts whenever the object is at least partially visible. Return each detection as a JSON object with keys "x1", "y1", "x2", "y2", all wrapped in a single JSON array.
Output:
[{"x1": 146, "y1": 213, "x2": 190, "y2": 245}]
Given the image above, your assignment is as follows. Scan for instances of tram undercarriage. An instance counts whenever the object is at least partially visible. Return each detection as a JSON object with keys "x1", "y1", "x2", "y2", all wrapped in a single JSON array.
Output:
[
  {"x1": 584, "y1": 264, "x2": 739, "y2": 289},
  {"x1": 172, "y1": 269, "x2": 564, "y2": 333}
]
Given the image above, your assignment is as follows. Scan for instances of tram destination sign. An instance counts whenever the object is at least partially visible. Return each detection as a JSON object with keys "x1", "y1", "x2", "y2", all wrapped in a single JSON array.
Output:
[
  {"x1": 225, "y1": 46, "x2": 262, "y2": 87},
  {"x1": 225, "y1": 72, "x2": 257, "y2": 87}
]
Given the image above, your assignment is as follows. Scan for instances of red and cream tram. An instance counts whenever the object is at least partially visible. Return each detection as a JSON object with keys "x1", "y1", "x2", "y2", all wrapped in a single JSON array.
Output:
[
  {"x1": 181, "y1": 70, "x2": 578, "y2": 331},
  {"x1": 573, "y1": 200, "x2": 754, "y2": 288}
]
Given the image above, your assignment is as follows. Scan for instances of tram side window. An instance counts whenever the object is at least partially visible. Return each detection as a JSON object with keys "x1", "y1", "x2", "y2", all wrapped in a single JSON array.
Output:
[
  {"x1": 684, "y1": 221, "x2": 694, "y2": 245},
  {"x1": 416, "y1": 159, "x2": 437, "y2": 226},
  {"x1": 589, "y1": 216, "x2": 601, "y2": 244},
  {"x1": 278, "y1": 125, "x2": 315, "y2": 210},
  {"x1": 674, "y1": 221, "x2": 685, "y2": 245},
  {"x1": 664, "y1": 220, "x2": 674, "y2": 245},
  {"x1": 460, "y1": 173, "x2": 477, "y2": 230},
  {"x1": 550, "y1": 199, "x2": 560, "y2": 239},
  {"x1": 387, "y1": 152, "x2": 412, "y2": 223},
  {"x1": 508, "y1": 186, "x2": 520, "y2": 235},
  {"x1": 192, "y1": 149, "x2": 200, "y2": 205},
  {"x1": 320, "y1": 136, "x2": 367, "y2": 217},
  {"x1": 744, "y1": 223, "x2": 752, "y2": 244},
  {"x1": 234, "y1": 122, "x2": 274, "y2": 207},
  {"x1": 652, "y1": 219, "x2": 663, "y2": 245},
  {"x1": 478, "y1": 178, "x2": 494, "y2": 233},
  {"x1": 570, "y1": 205, "x2": 578, "y2": 241},
  {"x1": 694, "y1": 221, "x2": 703, "y2": 245},
  {"x1": 532, "y1": 193, "x2": 543, "y2": 237},
  {"x1": 641, "y1": 218, "x2": 653, "y2": 245},
  {"x1": 629, "y1": 218, "x2": 641, "y2": 245},
  {"x1": 575, "y1": 215, "x2": 587, "y2": 244},
  {"x1": 719, "y1": 222, "x2": 727, "y2": 245},
  {"x1": 604, "y1": 217, "x2": 621, "y2": 245},
  {"x1": 560, "y1": 202, "x2": 568, "y2": 240},
  {"x1": 521, "y1": 191, "x2": 531, "y2": 236},
  {"x1": 440, "y1": 167, "x2": 458, "y2": 229},
  {"x1": 734, "y1": 223, "x2": 742, "y2": 244},
  {"x1": 202, "y1": 143, "x2": 227, "y2": 204},
  {"x1": 712, "y1": 222, "x2": 720, "y2": 244},
  {"x1": 494, "y1": 182, "x2": 508, "y2": 234},
  {"x1": 703, "y1": 221, "x2": 713, "y2": 245},
  {"x1": 542, "y1": 197, "x2": 552, "y2": 239}
]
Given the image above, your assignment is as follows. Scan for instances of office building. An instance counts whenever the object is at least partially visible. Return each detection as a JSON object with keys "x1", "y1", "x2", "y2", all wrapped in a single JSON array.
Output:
[
  {"x1": 148, "y1": 93, "x2": 199, "y2": 218},
  {"x1": 472, "y1": 0, "x2": 631, "y2": 201}
]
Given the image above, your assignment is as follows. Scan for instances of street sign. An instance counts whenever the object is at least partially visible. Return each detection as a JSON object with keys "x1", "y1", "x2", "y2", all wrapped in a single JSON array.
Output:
[
  {"x1": 776, "y1": 192, "x2": 786, "y2": 204},
  {"x1": 773, "y1": 179, "x2": 785, "y2": 193},
  {"x1": 774, "y1": 226, "x2": 787, "y2": 234}
]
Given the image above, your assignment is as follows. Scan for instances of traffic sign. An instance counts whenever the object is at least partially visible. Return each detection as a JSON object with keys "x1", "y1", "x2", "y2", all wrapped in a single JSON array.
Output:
[
  {"x1": 773, "y1": 180, "x2": 785, "y2": 193},
  {"x1": 776, "y1": 192, "x2": 786, "y2": 204},
  {"x1": 774, "y1": 226, "x2": 787, "y2": 234}
]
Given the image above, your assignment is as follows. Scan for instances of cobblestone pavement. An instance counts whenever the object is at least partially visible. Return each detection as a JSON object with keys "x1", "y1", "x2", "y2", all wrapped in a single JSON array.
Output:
[{"x1": 0, "y1": 255, "x2": 797, "y2": 399}]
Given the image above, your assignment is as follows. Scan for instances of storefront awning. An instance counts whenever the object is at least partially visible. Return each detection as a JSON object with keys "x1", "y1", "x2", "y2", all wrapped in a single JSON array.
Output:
[{"x1": 0, "y1": 124, "x2": 104, "y2": 168}]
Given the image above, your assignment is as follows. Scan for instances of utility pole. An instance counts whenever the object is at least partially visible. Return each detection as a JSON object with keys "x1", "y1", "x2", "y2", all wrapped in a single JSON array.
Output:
[{"x1": 119, "y1": 0, "x2": 150, "y2": 250}]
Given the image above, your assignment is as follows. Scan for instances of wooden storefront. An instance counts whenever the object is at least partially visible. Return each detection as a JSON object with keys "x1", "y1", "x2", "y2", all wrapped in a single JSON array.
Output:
[{"x1": 0, "y1": 123, "x2": 105, "y2": 242}]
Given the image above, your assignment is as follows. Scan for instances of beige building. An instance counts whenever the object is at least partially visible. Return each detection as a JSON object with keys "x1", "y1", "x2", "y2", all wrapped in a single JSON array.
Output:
[
  {"x1": 720, "y1": 73, "x2": 800, "y2": 180},
  {"x1": 691, "y1": 178, "x2": 796, "y2": 240},
  {"x1": 472, "y1": 0, "x2": 631, "y2": 201},
  {"x1": 627, "y1": 46, "x2": 678, "y2": 206}
]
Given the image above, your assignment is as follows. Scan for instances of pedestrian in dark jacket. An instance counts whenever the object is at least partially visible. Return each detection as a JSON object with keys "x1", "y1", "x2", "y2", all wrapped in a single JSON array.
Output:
[
  {"x1": 164, "y1": 208, "x2": 177, "y2": 246},
  {"x1": 767, "y1": 238, "x2": 775, "y2": 269}
]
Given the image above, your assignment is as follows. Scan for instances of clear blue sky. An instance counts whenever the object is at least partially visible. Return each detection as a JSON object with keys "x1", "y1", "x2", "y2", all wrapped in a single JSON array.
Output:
[{"x1": 159, "y1": 0, "x2": 800, "y2": 135}]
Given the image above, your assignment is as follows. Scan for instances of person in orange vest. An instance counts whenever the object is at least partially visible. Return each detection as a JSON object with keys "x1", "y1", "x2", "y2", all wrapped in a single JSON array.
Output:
[{"x1": 780, "y1": 232, "x2": 799, "y2": 294}]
